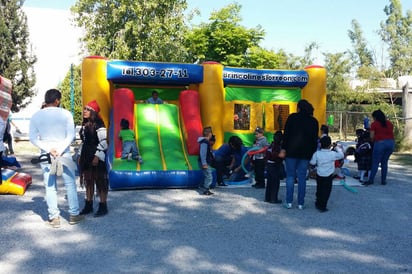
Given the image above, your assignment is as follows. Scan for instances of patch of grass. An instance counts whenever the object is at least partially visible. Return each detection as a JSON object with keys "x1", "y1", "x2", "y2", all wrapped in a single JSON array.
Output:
[{"x1": 391, "y1": 152, "x2": 412, "y2": 166}]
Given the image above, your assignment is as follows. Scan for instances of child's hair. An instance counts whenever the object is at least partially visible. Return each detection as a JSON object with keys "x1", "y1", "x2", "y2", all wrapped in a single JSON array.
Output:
[
  {"x1": 320, "y1": 124, "x2": 329, "y2": 135},
  {"x1": 319, "y1": 135, "x2": 332, "y2": 149},
  {"x1": 203, "y1": 126, "x2": 212, "y2": 136},
  {"x1": 359, "y1": 130, "x2": 370, "y2": 143},
  {"x1": 273, "y1": 130, "x2": 283, "y2": 143},
  {"x1": 229, "y1": 135, "x2": 243, "y2": 151},
  {"x1": 355, "y1": 128, "x2": 364, "y2": 138},
  {"x1": 120, "y1": 118, "x2": 130, "y2": 129}
]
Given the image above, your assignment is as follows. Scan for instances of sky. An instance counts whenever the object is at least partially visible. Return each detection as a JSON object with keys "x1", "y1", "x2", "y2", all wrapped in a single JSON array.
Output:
[
  {"x1": 23, "y1": 0, "x2": 412, "y2": 57},
  {"x1": 19, "y1": 0, "x2": 412, "y2": 115}
]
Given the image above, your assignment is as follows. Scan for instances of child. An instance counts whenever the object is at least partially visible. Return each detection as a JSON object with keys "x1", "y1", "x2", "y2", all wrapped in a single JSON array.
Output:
[
  {"x1": 265, "y1": 130, "x2": 284, "y2": 204},
  {"x1": 355, "y1": 131, "x2": 372, "y2": 184},
  {"x1": 198, "y1": 126, "x2": 215, "y2": 195},
  {"x1": 310, "y1": 124, "x2": 330, "y2": 179},
  {"x1": 119, "y1": 118, "x2": 143, "y2": 164},
  {"x1": 252, "y1": 127, "x2": 269, "y2": 188},
  {"x1": 310, "y1": 136, "x2": 344, "y2": 212}
]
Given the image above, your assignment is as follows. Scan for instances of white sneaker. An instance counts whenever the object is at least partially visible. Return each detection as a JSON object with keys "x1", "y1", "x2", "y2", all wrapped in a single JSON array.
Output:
[
  {"x1": 284, "y1": 203, "x2": 292, "y2": 209},
  {"x1": 297, "y1": 205, "x2": 304, "y2": 210}
]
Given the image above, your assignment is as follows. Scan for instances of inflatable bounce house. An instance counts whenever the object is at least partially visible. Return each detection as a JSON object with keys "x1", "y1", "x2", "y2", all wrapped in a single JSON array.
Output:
[
  {"x1": 81, "y1": 56, "x2": 326, "y2": 190},
  {"x1": 0, "y1": 75, "x2": 32, "y2": 195}
]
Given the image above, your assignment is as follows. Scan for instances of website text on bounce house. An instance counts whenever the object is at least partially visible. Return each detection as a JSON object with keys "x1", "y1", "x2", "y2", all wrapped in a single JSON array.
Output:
[{"x1": 81, "y1": 56, "x2": 326, "y2": 190}]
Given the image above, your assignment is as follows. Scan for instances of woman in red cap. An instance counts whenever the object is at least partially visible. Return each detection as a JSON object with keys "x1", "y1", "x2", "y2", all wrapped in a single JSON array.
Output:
[{"x1": 78, "y1": 100, "x2": 109, "y2": 217}]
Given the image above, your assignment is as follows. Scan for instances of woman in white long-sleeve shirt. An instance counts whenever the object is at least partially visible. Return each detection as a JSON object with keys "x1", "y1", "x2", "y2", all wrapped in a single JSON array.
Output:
[{"x1": 310, "y1": 136, "x2": 344, "y2": 212}]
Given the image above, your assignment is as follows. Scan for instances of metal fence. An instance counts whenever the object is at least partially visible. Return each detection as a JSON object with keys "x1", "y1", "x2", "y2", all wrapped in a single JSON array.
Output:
[{"x1": 326, "y1": 111, "x2": 372, "y2": 141}]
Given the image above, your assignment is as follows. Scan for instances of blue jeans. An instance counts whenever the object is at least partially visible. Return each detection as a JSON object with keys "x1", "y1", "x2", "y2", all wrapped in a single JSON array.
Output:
[
  {"x1": 40, "y1": 154, "x2": 80, "y2": 219},
  {"x1": 285, "y1": 157, "x2": 309, "y2": 205},
  {"x1": 121, "y1": 140, "x2": 140, "y2": 159},
  {"x1": 202, "y1": 166, "x2": 214, "y2": 189},
  {"x1": 369, "y1": 139, "x2": 394, "y2": 184}
]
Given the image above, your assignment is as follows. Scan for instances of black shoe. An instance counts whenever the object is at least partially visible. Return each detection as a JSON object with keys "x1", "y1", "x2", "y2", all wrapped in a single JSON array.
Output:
[
  {"x1": 203, "y1": 189, "x2": 214, "y2": 196},
  {"x1": 381, "y1": 181, "x2": 387, "y2": 185},
  {"x1": 80, "y1": 200, "x2": 93, "y2": 215},
  {"x1": 316, "y1": 204, "x2": 328, "y2": 212},
  {"x1": 217, "y1": 182, "x2": 228, "y2": 187},
  {"x1": 94, "y1": 202, "x2": 108, "y2": 217},
  {"x1": 362, "y1": 181, "x2": 373, "y2": 186},
  {"x1": 265, "y1": 199, "x2": 282, "y2": 204},
  {"x1": 252, "y1": 184, "x2": 265, "y2": 189}
]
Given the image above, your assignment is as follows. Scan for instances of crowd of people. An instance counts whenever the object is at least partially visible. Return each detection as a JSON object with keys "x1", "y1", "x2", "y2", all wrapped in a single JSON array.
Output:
[
  {"x1": 12, "y1": 88, "x2": 394, "y2": 229},
  {"x1": 198, "y1": 100, "x2": 396, "y2": 214}
]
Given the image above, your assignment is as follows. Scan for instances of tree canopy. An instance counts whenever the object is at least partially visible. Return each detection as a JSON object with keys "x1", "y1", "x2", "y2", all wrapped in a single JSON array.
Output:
[
  {"x1": 0, "y1": 0, "x2": 36, "y2": 112},
  {"x1": 71, "y1": 0, "x2": 190, "y2": 62},
  {"x1": 380, "y1": 0, "x2": 412, "y2": 77}
]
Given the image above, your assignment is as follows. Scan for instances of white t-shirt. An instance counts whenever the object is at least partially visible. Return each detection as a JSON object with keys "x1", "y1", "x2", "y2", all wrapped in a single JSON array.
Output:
[
  {"x1": 29, "y1": 106, "x2": 75, "y2": 155},
  {"x1": 310, "y1": 148, "x2": 344, "y2": 177}
]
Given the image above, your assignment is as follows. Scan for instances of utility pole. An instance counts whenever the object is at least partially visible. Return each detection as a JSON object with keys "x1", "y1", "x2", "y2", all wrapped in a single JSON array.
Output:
[{"x1": 70, "y1": 63, "x2": 74, "y2": 115}]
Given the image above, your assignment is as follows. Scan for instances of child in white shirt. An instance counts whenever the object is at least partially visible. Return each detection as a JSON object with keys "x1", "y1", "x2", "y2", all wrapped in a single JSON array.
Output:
[{"x1": 310, "y1": 136, "x2": 344, "y2": 212}]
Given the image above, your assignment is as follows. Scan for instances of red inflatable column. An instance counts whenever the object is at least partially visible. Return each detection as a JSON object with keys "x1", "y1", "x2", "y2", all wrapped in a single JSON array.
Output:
[
  {"x1": 179, "y1": 90, "x2": 203, "y2": 155},
  {"x1": 113, "y1": 88, "x2": 135, "y2": 158}
]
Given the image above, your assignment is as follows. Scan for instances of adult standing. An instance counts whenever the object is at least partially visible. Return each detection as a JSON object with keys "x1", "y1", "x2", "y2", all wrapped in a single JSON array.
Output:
[
  {"x1": 29, "y1": 89, "x2": 84, "y2": 228},
  {"x1": 78, "y1": 100, "x2": 109, "y2": 217},
  {"x1": 364, "y1": 109, "x2": 394, "y2": 186},
  {"x1": 281, "y1": 99, "x2": 319, "y2": 209},
  {"x1": 3, "y1": 113, "x2": 21, "y2": 156}
]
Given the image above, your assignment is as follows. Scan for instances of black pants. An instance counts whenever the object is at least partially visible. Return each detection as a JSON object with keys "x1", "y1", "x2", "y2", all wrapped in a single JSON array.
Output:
[
  {"x1": 214, "y1": 156, "x2": 231, "y2": 184},
  {"x1": 315, "y1": 174, "x2": 333, "y2": 210},
  {"x1": 265, "y1": 162, "x2": 282, "y2": 202},
  {"x1": 254, "y1": 158, "x2": 266, "y2": 186}
]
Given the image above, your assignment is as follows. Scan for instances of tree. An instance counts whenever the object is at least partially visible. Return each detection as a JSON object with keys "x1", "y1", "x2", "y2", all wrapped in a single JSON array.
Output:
[
  {"x1": 379, "y1": 0, "x2": 412, "y2": 77},
  {"x1": 71, "y1": 0, "x2": 190, "y2": 62},
  {"x1": 59, "y1": 64, "x2": 83, "y2": 125},
  {"x1": 347, "y1": 19, "x2": 383, "y2": 83},
  {"x1": 243, "y1": 46, "x2": 290, "y2": 69},
  {"x1": 0, "y1": 0, "x2": 36, "y2": 112},
  {"x1": 380, "y1": 0, "x2": 412, "y2": 149},
  {"x1": 348, "y1": 20, "x2": 374, "y2": 68},
  {"x1": 185, "y1": 3, "x2": 266, "y2": 66}
]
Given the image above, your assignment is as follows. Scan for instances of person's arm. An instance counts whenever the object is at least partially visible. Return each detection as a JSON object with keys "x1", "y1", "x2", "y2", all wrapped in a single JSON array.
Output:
[
  {"x1": 56, "y1": 113, "x2": 75, "y2": 156},
  {"x1": 369, "y1": 130, "x2": 375, "y2": 142},
  {"x1": 95, "y1": 127, "x2": 108, "y2": 162},
  {"x1": 309, "y1": 152, "x2": 317, "y2": 166},
  {"x1": 199, "y1": 142, "x2": 208, "y2": 167},
  {"x1": 333, "y1": 145, "x2": 345, "y2": 160},
  {"x1": 29, "y1": 115, "x2": 42, "y2": 151},
  {"x1": 10, "y1": 120, "x2": 21, "y2": 133}
]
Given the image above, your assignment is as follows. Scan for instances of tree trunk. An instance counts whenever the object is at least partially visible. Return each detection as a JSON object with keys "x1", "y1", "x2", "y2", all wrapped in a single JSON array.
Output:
[{"x1": 402, "y1": 82, "x2": 412, "y2": 148}]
